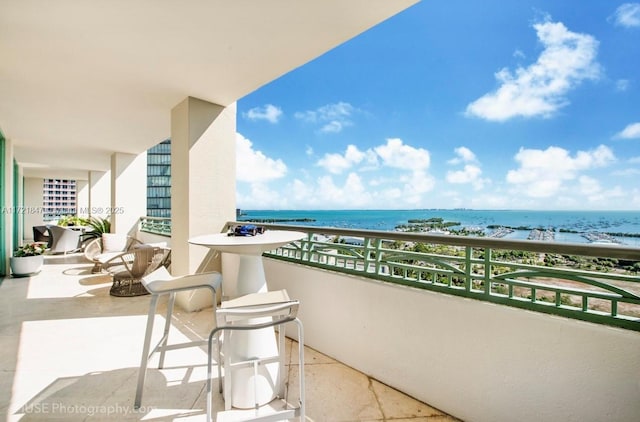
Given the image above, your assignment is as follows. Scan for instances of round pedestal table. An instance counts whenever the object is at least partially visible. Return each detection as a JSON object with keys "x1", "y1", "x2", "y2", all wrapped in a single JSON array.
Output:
[{"x1": 188, "y1": 230, "x2": 305, "y2": 409}]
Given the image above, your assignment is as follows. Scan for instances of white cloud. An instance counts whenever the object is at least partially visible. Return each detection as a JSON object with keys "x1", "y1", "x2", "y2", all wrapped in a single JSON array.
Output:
[
  {"x1": 272, "y1": 171, "x2": 425, "y2": 210},
  {"x1": 578, "y1": 176, "x2": 625, "y2": 203},
  {"x1": 244, "y1": 104, "x2": 282, "y2": 123},
  {"x1": 294, "y1": 102, "x2": 355, "y2": 133},
  {"x1": 405, "y1": 170, "x2": 435, "y2": 195},
  {"x1": 374, "y1": 138, "x2": 430, "y2": 172},
  {"x1": 629, "y1": 156, "x2": 640, "y2": 163},
  {"x1": 236, "y1": 182, "x2": 285, "y2": 209},
  {"x1": 447, "y1": 146, "x2": 477, "y2": 164},
  {"x1": 447, "y1": 165, "x2": 481, "y2": 183},
  {"x1": 262, "y1": 138, "x2": 436, "y2": 209},
  {"x1": 320, "y1": 121, "x2": 346, "y2": 133},
  {"x1": 615, "y1": 79, "x2": 630, "y2": 91},
  {"x1": 610, "y1": 3, "x2": 640, "y2": 27},
  {"x1": 578, "y1": 175, "x2": 601, "y2": 195},
  {"x1": 506, "y1": 145, "x2": 615, "y2": 197},
  {"x1": 446, "y1": 147, "x2": 488, "y2": 189},
  {"x1": 513, "y1": 49, "x2": 526, "y2": 60},
  {"x1": 236, "y1": 133, "x2": 287, "y2": 183},
  {"x1": 373, "y1": 139, "x2": 435, "y2": 202},
  {"x1": 465, "y1": 19, "x2": 600, "y2": 121},
  {"x1": 316, "y1": 145, "x2": 377, "y2": 174},
  {"x1": 317, "y1": 138, "x2": 432, "y2": 177},
  {"x1": 447, "y1": 165, "x2": 486, "y2": 189},
  {"x1": 614, "y1": 122, "x2": 640, "y2": 139},
  {"x1": 612, "y1": 168, "x2": 640, "y2": 176},
  {"x1": 311, "y1": 173, "x2": 373, "y2": 208}
]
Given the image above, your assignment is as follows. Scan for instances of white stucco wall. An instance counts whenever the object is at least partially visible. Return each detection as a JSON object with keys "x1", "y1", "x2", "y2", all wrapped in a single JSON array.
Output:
[
  {"x1": 75, "y1": 179, "x2": 89, "y2": 217},
  {"x1": 111, "y1": 152, "x2": 147, "y2": 236},
  {"x1": 89, "y1": 170, "x2": 111, "y2": 219},
  {"x1": 263, "y1": 258, "x2": 640, "y2": 422},
  {"x1": 23, "y1": 177, "x2": 44, "y2": 241}
]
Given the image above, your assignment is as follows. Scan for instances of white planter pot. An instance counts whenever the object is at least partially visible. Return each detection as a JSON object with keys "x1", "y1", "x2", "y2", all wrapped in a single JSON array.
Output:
[{"x1": 10, "y1": 255, "x2": 44, "y2": 277}]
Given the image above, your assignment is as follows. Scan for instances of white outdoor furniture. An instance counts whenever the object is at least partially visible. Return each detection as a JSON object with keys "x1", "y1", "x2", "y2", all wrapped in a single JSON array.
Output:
[
  {"x1": 135, "y1": 266, "x2": 223, "y2": 409},
  {"x1": 32, "y1": 225, "x2": 51, "y2": 246},
  {"x1": 106, "y1": 246, "x2": 172, "y2": 297},
  {"x1": 188, "y1": 230, "x2": 306, "y2": 298},
  {"x1": 188, "y1": 230, "x2": 305, "y2": 408},
  {"x1": 84, "y1": 234, "x2": 144, "y2": 273},
  {"x1": 46, "y1": 225, "x2": 82, "y2": 254},
  {"x1": 207, "y1": 289, "x2": 305, "y2": 421}
]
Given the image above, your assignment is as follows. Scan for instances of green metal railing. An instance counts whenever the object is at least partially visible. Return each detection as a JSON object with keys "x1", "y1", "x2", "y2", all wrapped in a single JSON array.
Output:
[
  {"x1": 139, "y1": 216, "x2": 171, "y2": 236},
  {"x1": 246, "y1": 222, "x2": 640, "y2": 332},
  {"x1": 143, "y1": 217, "x2": 640, "y2": 331}
]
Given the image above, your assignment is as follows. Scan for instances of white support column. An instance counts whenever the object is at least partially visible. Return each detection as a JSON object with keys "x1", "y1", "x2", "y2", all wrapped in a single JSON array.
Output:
[
  {"x1": 88, "y1": 170, "x2": 111, "y2": 220},
  {"x1": 110, "y1": 152, "x2": 147, "y2": 236},
  {"x1": 171, "y1": 97, "x2": 236, "y2": 311},
  {"x1": 75, "y1": 178, "x2": 89, "y2": 218}
]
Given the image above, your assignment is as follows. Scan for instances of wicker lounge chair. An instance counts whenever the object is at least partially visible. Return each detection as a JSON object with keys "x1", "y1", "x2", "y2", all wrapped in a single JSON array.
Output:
[
  {"x1": 84, "y1": 234, "x2": 144, "y2": 273},
  {"x1": 105, "y1": 246, "x2": 172, "y2": 297}
]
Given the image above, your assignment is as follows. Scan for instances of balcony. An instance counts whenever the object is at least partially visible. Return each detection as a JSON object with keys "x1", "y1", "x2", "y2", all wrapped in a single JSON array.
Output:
[
  {"x1": 0, "y1": 253, "x2": 458, "y2": 421},
  {"x1": 3, "y1": 220, "x2": 639, "y2": 421}
]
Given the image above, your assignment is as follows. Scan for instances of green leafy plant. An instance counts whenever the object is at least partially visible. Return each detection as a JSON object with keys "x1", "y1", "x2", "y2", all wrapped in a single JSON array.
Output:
[
  {"x1": 14, "y1": 242, "x2": 47, "y2": 257},
  {"x1": 57, "y1": 215, "x2": 89, "y2": 227},
  {"x1": 81, "y1": 216, "x2": 112, "y2": 242}
]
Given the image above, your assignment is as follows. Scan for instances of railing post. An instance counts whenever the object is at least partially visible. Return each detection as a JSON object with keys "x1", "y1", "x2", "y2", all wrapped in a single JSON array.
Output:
[
  {"x1": 363, "y1": 237, "x2": 375, "y2": 274},
  {"x1": 464, "y1": 246, "x2": 472, "y2": 292},
  {"x1": 484, "y1": 248, "x2": 492, "y2": 296},
  {"x1": 373, "y1": 238, "x2": 383, "y2": 276},
  {"x1": 302, "y1": 233, "x2": 311, "y2": 262}
]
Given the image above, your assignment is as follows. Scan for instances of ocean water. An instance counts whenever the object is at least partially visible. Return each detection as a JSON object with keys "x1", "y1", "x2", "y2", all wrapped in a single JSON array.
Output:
[{"x1": 238, "y1": 209, "x2": 640, "y2": 247}]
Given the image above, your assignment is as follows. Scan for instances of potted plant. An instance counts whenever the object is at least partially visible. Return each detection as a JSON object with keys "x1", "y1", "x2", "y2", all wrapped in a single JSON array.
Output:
[
  {"x1": 10, "y1": 242, "x2": 47, "y2": 277},
  {"x1": 57, "y1": 215, "x2": 89, "y2": 227},
  {"x1": 81, "y1": 216, "x2": 112, "y2": 242}
]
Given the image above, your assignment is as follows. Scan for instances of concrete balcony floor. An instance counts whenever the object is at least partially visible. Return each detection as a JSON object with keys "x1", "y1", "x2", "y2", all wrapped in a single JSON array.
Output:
[{"x1": 0, "y1": 254, "x2": 459, "y2": 422}]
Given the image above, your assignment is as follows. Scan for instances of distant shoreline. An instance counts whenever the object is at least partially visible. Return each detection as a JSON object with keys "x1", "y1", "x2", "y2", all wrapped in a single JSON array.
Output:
[
  {"x1": 241, "y1": 218, "x2": 316, "y2": 223},
  {"x1": 237, "y1": 209, "x2": 640, "y2": 246},
  {"x1": 239, "y1": 217, "x2": 640, "y2": 240},
  {"x1": 486, "y1": 225, "x2": 640, "y2": 238}
]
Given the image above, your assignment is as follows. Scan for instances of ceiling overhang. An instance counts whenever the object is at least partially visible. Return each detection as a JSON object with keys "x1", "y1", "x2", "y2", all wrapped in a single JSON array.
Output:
[{"x1": 0, "y1": 0, "x2": 419, "y2": 178}]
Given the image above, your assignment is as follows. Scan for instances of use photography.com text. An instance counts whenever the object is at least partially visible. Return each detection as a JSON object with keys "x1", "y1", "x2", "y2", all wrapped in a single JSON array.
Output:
[{"x1": 20, "y1": 402, "x2": 153, "y2": 417}]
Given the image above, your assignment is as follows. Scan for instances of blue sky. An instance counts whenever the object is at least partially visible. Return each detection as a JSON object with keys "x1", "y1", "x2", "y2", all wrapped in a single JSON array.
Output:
[{"x1": 235, "y1": 1, "x2": 640, "y2": 211}]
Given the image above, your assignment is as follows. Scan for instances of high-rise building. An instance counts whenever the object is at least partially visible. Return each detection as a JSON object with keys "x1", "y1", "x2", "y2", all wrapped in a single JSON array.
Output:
[
  {"x1": 147, "y1": 139, "x2": 171, "y2": 218},
  {"x1": 43, "y1": 179, "x2": 77, "y2": 221}
]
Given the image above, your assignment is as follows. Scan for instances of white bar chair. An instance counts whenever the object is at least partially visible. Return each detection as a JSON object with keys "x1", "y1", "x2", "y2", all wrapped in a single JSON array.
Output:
[
  {"x1": 135, "y1": 266, "x2": 222, "y2": 409},
  {"x1": 206, "y1": 290, "x2": 305, "y2": 422}
]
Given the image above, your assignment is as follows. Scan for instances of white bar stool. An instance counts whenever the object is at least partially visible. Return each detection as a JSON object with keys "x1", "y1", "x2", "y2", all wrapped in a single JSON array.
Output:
[
  {"x1": 135, "y1": 266, "x2": 222, "y2": 409},
  {"x1": 206, "y1": 290, "x2": 305, "y2": 422}
]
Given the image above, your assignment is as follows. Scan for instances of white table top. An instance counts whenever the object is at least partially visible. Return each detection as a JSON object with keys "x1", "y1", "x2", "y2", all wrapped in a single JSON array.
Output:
[{"x1": 188, "y1": 230, "x2": 306, "y2": 255}]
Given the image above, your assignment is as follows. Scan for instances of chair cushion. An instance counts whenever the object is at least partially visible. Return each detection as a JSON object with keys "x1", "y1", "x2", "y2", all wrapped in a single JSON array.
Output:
[
  {"x1": 96, "y1": 251, "x2": 125, "y2": 265},
  {"x1": 102, "y1": 233, "x2": 127, "y2": 252},
  {"x1": 221, "y1": 289, "x2": 290, "y2": 308},
  {"x1": 133, "y1": 241, "x2": 168, "y2": 249}
]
